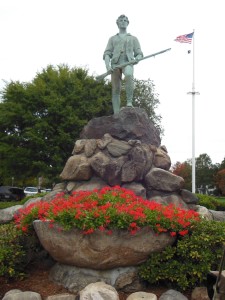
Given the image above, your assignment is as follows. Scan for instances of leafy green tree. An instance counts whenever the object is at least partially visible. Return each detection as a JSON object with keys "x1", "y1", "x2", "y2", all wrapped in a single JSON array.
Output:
[
  {"x1": 219, "y1": 157, "x2": 225, "y2": 170},
  {"x1": 195, "y1": 153, "x2": 214, "y2": 190},
  {"x1": 0, "y1": 65, "x2": 112, "y2": 186},
  {"x1": 133, "y1": 79, "x2": 162, "y2": 133},
  {"x1": 0, "y1": 65, "x2": 162, "y2": 186}
]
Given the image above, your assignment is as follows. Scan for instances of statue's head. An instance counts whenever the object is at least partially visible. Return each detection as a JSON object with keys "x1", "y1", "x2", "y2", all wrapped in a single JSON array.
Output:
[{"x1": 116, "y1": 15, "x2": 129, "y2": 26}]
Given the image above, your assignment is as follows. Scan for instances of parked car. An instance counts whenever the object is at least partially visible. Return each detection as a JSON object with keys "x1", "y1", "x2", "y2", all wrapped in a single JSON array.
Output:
[
  {"x1": 24, "y1": 186, "x2": 39, "y2": 196},
  {"x1": 0, "y1": 186, "x2": 25, "y2": 201}
]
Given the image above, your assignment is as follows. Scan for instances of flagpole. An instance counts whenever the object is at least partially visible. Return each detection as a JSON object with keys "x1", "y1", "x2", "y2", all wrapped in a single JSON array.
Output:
[{"x1": 188, "y1": 29, "x2": 199, "y2": 193}]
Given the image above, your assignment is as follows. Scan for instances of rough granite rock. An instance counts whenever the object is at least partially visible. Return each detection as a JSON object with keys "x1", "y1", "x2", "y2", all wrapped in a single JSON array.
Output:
[
  {"x1": 33, "y1": 220, "x2": 175, "y2": 270},
  {"x1": 80, "y1": 107, "x2": 161, "y2": 146},
  {"x1": 79, "y1": 282, "x2": 119, "y2": 300}
]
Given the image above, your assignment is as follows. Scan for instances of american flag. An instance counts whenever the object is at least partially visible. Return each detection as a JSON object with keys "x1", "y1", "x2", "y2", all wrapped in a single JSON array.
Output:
[{"x1": 174, "y1": 32, "x2": 194, "y2": 44}]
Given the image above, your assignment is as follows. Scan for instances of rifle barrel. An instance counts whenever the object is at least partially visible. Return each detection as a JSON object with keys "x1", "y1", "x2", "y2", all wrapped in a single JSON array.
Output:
[{"x1": 96, "y1": 48, "x2": 171, "y2": 81}]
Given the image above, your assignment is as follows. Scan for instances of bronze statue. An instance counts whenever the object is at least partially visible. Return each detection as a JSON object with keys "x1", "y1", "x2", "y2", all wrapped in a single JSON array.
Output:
[
  {"x1": 99, "y1": 15, "x2": 171, "y2": 114},
  {"x1": 103, "y1": 15, "x2": 143, "y2": 114}
]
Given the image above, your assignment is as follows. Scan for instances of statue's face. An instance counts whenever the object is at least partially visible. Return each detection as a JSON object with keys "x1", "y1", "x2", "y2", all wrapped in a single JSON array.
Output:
[{"x1": 117, "y1": 17, "x2": 129, "y2": 29}]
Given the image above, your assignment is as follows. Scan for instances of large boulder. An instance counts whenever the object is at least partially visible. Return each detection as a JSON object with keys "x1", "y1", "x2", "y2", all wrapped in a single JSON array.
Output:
[
  {"x1": 145, "y1": 168, "x2": 185, "y2": 192},
  {"x1": 33, "y1": 220, "x2": 175, "y2": 270},
  {"x1": 50, "y1": 264, "x2": 143, "y2": 293},
  {"x1": 80, "y1": 107, "x2": 161, "y2": 146}
]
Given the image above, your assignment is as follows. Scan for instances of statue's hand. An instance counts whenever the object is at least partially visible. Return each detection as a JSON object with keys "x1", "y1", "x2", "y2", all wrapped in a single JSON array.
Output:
[{"x1": 135, "y1": 55, "x2": 142, "y2": 64}]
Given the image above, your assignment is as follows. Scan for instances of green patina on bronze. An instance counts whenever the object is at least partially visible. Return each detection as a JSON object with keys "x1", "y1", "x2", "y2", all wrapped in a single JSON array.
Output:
[
  {"x1": 103, "y1": 15, "x2": 143, "y2": 114},
  {"x1": 101, "y1": 15, "x2": 171, "y2": 115}
]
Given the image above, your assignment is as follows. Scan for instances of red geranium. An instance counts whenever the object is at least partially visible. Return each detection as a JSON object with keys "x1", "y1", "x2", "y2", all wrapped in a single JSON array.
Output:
[{"x1": 14, "y1": 186, "x2": 200, "y2": 237}]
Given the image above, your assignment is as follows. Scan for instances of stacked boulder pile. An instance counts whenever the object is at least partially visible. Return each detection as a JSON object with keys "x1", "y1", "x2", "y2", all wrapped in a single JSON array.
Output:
[{"x1": 59, "y1": 107, "x2": 197, "y2": 209}]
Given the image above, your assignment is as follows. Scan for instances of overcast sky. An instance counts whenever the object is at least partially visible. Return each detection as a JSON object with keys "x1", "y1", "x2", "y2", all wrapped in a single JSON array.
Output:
[{"x1": 1, "y1": 0, "x2": 224, "y2": 166}]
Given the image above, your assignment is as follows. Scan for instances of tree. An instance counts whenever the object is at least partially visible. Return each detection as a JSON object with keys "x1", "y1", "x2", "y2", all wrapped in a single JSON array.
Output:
[
  {"x1": 0, "y1": 65, "x2": 112, "y2": 186},
  {"x1": 133, "y1": 79, "x2": 162, "y2": 134},
  {"x1": 171, "y1": 161, "x2": 192, "y2": 191},
  {"x1": 195, "y1": 153, "x2": 215, "y2": 190},
  {"x1": 0, "y1": 65, "x2": 162, "y2": 186},
  {"x1": 219, "y1": 157, "x2": 225, "y2": 170}
]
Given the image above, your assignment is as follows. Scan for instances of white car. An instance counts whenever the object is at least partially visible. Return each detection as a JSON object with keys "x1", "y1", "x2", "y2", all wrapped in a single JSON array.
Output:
[{"x1": 24, "y1": 186, "x2": 38, "y2": 196}]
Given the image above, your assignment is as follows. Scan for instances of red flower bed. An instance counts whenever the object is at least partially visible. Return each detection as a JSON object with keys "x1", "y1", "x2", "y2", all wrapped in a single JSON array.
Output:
[{"x1": 14, "y1": 186, "x2": 200, "y2": 236}]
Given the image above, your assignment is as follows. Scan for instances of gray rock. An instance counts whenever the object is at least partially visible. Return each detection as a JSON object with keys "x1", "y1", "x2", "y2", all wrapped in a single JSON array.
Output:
[
  {"x1": 80, "y1": 107, "x2": 161, "y2": 146},
  {"x1": 115, "y1": 270, "x2": 144, "y2": 292},
  {"x1": 106, "y1": 140, "x2": 131, "y2": 157},
  {"x1": 159, "y1": 289, "x2": 188, "y2": 300},
  {"x1": 66, "y1": 181, "x2": 83, "y2": 192},
  {"x1": 33, "y1": 221, "x2": 175, "y2": 269},
  {"x1": 90, "y1": 152, "x2": 111, "y2": 178},
  {"x1": 2, "y1": 290, "x2": 22, "y2": 297},
  {"x1": 53, "y1": 182, "x2": 67, "y2": 191},
  {"x1": 180, "y1": 189, "x2": 199, "y2": 204},
  {"x1": 127, "y1": 292, "x2": 157, "y2": 300},
  {"x1": 0, "y1": 205, "x2": 23, "y2": 224},
  {"x1": 72, "y1": 177, "x2": 108, "y2": 191},
  {"x1": 46, "y1": 294, "x2": 76, "y2": 300},
  {"x1": 84, "y1": 139, "x2": 97, "y2": 157},
  {"x1": 122, "y1": 182, "x2": 146, "y2": 198},
  {"x1": 209, "y1": 210, "x2": 225, "y2": 221},
  {"x1": 79, "y1": 282, "x2": 119, "y2": 300},
  {"x1": 148, "y1": 193, "x2": 188, "y2": 209},
  {"x1": 50, "y1": 264, "x2": 142, "y2": 293},
  {"x1": 90, "y1": 152, "x2": 127, "y2": 186},
  {"x1": 103, "y1": 156, "x2": 127, "y2": 186},
  {"x1": 72, "y1": 139, "x2": 86, "y2": 154},
  {"x1": 145, "y1": 168, "x2": 184, "y2": 192},
  {"x1": 121, "y1": 145, "x2": 150, "y2": 182},
  {"x1": 22, "y1": 197, "x2": 42, "y2": 208},
  {"x1": 195, "y1": 205, "x2": 213, "y2": 220},
  {"x1": 153, "y1": 146, "x2": 171, "y2": 170},
  {"x1": 60, "y1": 154, "x2": 92, "y2": 181},
  {"x1": 2, "y1": 290, "x2": 42, "y2": 300},
  {"x1": 97, "y1": 134, "x2": 113, "y2": 149}
]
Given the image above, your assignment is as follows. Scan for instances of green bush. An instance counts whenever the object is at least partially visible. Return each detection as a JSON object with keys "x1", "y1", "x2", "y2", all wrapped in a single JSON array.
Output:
[
  {"x1": 0, "y1": 223, "x2": 26, "y2": 279},
  {"x1": 196, "y1": 194, "x2": 219, "y2": 210},
  {"x1": 0, "y1": 223, "x2": 42, "y2": 280},
  {"x1": 139, "y1": 219, "x2": 225, "y2": 291}
]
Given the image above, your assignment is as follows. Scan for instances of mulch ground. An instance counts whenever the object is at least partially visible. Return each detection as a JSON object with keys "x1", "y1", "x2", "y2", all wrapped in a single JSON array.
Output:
[{"x1": 0, "y1": 262, "x2": 192, "y2": 299}]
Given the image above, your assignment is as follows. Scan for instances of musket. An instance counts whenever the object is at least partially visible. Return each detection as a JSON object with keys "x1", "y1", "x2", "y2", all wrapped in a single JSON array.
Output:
[{"x1": 95, "y1": 48, "x2": 171, "y2": 81}]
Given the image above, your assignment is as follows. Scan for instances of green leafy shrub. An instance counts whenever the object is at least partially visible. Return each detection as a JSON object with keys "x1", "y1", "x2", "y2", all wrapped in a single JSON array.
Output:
[
  {"x1": 139, "y1": 219, "x2": 225, "y2": 291},
  {"x1": 0, "y1": 223, "x2": 26, "y2": 279},
  {"x1": 0, "y1": 223, "x2": 43, "y2": 280}
]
